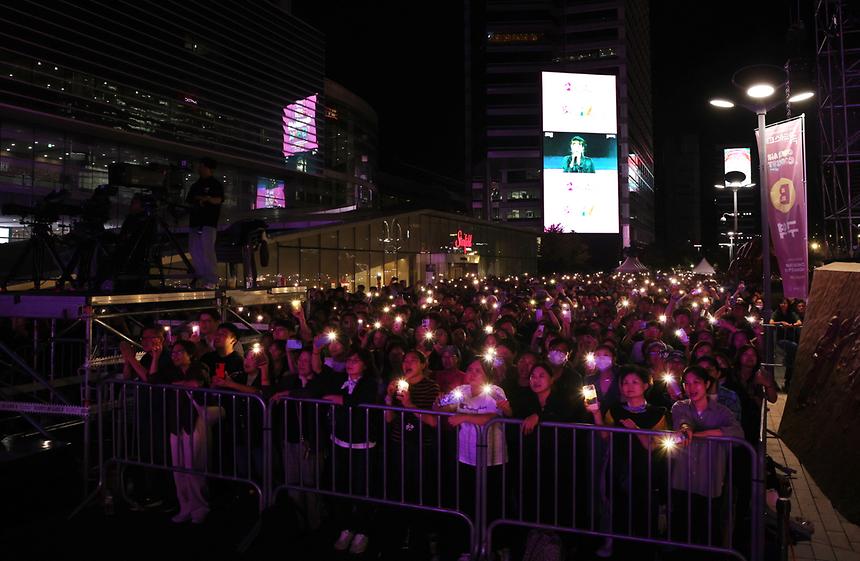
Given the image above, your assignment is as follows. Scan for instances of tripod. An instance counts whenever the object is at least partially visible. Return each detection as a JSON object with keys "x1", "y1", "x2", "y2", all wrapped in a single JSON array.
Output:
[
  {"x1": 0, "y1": 222, "x2": 74, "y2": 290},
  {"x1": 107, "y1": 199, "x2": 196, "y2": 290}
]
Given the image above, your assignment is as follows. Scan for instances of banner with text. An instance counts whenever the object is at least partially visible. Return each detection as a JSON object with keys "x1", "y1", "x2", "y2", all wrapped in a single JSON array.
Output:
[{"x1": 758, "y1": 115, "x2": 808, "y2": 299}]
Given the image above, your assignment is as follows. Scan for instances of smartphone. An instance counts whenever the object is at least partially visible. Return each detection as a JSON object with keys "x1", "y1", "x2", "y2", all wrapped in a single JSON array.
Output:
[
  {"x1": 536, "y1": 309, "x2": 543, "y2": 322},
  {"x1": 286, "y1": 339, "x2": 302, "y2": 350},
  {"x1": 582, "y1": 384, "x2": 598, "y2": 406},
  {"x1": 422, "y1": 318, "x2": 431, "y2": 329},
  {"x1": 536, "y1": 324, "x2": 545, "y2": 337}
]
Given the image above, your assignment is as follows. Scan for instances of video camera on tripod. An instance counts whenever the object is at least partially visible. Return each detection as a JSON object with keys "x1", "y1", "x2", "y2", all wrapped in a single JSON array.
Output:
[
  {"x1": 1, "y1": 189, "x2": 82, "y2": 225},
  {"x1": 0, "y1": 189, "x2": 85, "y2": 290},
  {"x1": 103, "y1": 162, "x2": 196, "y2": 289}
]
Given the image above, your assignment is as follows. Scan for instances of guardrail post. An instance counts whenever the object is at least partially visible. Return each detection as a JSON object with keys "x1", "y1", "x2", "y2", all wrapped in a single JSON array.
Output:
[
  {"x1": 475, "y1": 422, "x2": 488, "y2": 561},
  {"x1": 752, "y1": 399, "x2": 768, "y2": 561},
  {"x1": 776, "y1": 497, "x2": 790, "y2": 561},
  {"x1": 50, "y1": 318, "x2": 56, "y2": 383},
  {"x1": 81, "y1": 305, "x2": 94, "y2": 497},
  {"x1": 263, "y1": 396, "x2": 273, "y2": 509}
]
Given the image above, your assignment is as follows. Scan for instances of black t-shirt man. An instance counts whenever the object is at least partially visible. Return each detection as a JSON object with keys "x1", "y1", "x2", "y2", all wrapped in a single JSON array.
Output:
[
  {"x1": 201, "y1": 350, "x2": 244, "y2": 381},
  {"x1": 186, "y1": 175, "x2": 224, "y2": 228}
]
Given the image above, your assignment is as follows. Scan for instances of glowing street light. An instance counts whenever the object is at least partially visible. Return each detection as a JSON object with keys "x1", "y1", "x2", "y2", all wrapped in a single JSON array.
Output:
[
  {"x1": 746, "y1": 83, "x2": 775, "y2": 98},
  {"x1": 709, "y1": 98, "x2": 734, "y2": 108}
]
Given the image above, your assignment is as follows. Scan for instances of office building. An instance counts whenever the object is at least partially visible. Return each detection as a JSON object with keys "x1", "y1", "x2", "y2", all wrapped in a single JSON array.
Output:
[{"x1": 468, "y1": 0, "x2": 655, "y2": 248}]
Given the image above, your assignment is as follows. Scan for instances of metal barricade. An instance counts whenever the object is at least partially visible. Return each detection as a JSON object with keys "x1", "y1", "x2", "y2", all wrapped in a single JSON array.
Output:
[
  {"x1": 85, "y1": 384, "x2": 768, "y2": 560},
  {"x1": 761, "y1": 324, "x2": 802, "y2": 364},
  {"x1": 268, "y1": 396, "x2": 481, "y2": 558},
  {"x1": 478, "y1": 418, "x2": 763, "y2": 561},
  {"x1": 97, "y1": 379, "x2": 269, "y2": 514}
]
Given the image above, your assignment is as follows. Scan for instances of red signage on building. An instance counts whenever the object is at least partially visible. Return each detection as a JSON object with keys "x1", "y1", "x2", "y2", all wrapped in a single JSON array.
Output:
[{"x1": 453, "y1": 230, "x2": 473, "y2": 249}]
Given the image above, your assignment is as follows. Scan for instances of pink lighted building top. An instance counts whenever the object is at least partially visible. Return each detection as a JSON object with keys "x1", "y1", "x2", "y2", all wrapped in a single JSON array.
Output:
[{"x1": 283, "y1": 94, "x2": 318, "y2": 157}]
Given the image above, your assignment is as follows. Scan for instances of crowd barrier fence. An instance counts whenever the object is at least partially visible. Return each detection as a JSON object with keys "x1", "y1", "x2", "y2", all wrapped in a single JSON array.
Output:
[{"x1": 90, "y1": 380, "x2": 766, "y2": 560}]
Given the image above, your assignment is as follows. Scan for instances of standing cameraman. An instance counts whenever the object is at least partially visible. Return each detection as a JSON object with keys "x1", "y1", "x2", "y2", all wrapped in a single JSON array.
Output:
[{"x1": 186, "y1": 157, "x2": 223, "y2": 289}]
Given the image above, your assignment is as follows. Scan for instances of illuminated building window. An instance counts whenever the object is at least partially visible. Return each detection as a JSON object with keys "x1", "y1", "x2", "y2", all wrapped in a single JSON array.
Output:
[
  {"x1": 488, "y1": 32, "x2": 543, "y2": 44},
  {"x1": 552, "y1": 47, "x2": 616, "y2": 63}
]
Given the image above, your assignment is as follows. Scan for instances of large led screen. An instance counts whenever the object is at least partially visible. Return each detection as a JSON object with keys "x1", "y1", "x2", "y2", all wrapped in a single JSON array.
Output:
[
  {"x1": 541, "y1": 71, "x2": 617, "y2": 134},
  {"x1": 283, "y1": 94, "x2": 318, "y2": 157},
  {"x1": 254, "y1": 177, "x2": 286, "y2": 209},
  {"x1": 541, "y1": 72, "x2": 618, "y2": 233},
  {"x1": 542, "y1": 132, "x2": 619, "y2": 233}
]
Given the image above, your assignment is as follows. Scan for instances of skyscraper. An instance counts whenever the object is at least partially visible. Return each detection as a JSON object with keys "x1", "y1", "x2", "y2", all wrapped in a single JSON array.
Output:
[{"x1": 467, "y1": 0, "x2": 654, "y2": 249}]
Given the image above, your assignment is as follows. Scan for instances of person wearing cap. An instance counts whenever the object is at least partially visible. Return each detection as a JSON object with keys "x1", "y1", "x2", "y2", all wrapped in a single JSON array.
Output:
[
  {"x1": 186, "y1": 157, "x2": 223, "y2": 289},
  {"x1": 562, "y1": 135, "x2": 595, "y2": 173}
]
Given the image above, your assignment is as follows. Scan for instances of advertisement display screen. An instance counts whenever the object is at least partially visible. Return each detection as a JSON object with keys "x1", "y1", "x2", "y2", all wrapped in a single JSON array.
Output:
[
  {"x1": 282, "y1": 94, "x2": 318, "y2": 157},
  {"x1": 541, "y1": 72, "x2": 617, "y2": 134},
  {"x1": 254, "y1": 177, "x2": 286, "y2": 209},
  {"x1": 541, "y1": 72, "x2": 618, "y2": 233}
]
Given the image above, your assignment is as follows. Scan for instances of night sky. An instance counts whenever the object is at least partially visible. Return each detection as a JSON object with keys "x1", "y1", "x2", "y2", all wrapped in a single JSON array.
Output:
[{"x1": 293, "y1": 1, "x2": 818, "y2": 246}]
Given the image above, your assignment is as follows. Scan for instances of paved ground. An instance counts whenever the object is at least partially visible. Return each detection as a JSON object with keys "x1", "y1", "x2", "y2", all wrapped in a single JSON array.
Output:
[{"x1": 767, "y1": 392, "x2": 860, "y2": 561}]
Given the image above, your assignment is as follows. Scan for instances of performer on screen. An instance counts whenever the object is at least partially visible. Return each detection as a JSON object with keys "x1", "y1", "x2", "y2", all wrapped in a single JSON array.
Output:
[{"x1": 563, "y1": 136, "x2": 595, "y2": 173}]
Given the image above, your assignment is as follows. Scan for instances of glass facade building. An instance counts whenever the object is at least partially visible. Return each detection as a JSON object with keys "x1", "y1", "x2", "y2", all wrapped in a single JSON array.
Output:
[
  {"x1": 0, "y1": 1, "x2": 377, "y2": 238},
  {"x1": 262, "y1": 209, "x2": 537, "y2": 290}
]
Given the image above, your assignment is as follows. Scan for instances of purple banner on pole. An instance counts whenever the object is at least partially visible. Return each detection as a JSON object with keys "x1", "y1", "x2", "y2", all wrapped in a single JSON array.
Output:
[{"x1": 758, "y1": 116, "x2": 808, "y2": 300}]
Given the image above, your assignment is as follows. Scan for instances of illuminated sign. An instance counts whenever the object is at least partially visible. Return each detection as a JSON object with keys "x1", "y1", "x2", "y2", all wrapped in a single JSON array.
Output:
[
  {"x1": 282, "y1": 94, "x2": 318, "y2": 157},
  {"x1": 453, "y1": 230, "x2": 473, "y2": 249},
  {"x1": 724, "y1": 148, "x2": 752, "y2": 185},
  {"x1": 254, "y1": 177, "x2": 286, "y2": 209},
  {"x1": 541, "y1": 72, "x2": 619, "y2": 234}
]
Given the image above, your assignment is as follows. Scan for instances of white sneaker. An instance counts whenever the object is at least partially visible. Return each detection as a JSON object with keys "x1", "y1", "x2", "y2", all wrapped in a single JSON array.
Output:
[
  {"x1": 334, "y1": 529, "x2": 354, "y2": 551},
  {"x1": 596, "y1": 538, "x2": 613, "y2": 558},
  {"x1": 349, "y1": 533, "x2": 368, "y2": 554}
]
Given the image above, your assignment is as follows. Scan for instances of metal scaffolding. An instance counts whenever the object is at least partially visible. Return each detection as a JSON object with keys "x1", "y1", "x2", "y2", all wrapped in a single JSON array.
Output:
[{"x1": 816, "y1": 0, "x2": 860, "y2": 258}]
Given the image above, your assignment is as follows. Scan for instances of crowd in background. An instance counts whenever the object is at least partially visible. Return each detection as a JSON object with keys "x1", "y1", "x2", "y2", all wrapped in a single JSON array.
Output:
[{"x1": 107, "y1": 271, "x2": 803, "y2": 560}]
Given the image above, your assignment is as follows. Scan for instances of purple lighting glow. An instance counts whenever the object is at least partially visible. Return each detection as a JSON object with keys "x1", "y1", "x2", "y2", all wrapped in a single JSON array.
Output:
[{"x1": 282, "y1": 94, "x2": 318, "y2": 157}]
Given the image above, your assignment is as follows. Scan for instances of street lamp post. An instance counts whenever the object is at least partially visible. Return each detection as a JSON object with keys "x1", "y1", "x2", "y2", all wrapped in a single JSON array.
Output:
[
  {"x1": 755, "y1": 107, "x2": 772, "y2": 330},
  {"x1": 709, "y1": 65, "x2": 813, "y2": 327},
  {"x1": 710, "y1": 67, "x2": 813, "y2": 561},
  {"x1": 716, "y1": 171, "x2": 754, "y2": 265}
]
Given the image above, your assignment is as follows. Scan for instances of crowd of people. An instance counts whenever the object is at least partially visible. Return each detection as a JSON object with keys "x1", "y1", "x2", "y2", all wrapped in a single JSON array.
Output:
[{"x1": 113, "y1": 271, "x2": 804, "y2": 560}]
